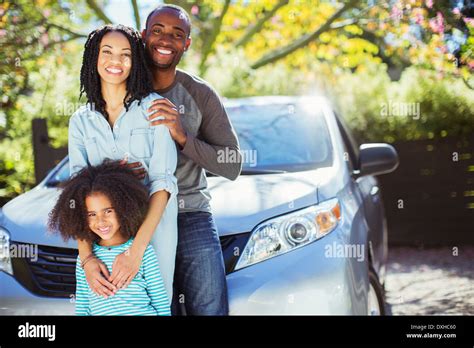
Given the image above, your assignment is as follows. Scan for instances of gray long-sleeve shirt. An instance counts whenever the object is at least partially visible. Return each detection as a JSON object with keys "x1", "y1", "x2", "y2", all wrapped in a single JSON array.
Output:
[{"x1": 157, "y1": 70, "x2": 242, "y2": 213}]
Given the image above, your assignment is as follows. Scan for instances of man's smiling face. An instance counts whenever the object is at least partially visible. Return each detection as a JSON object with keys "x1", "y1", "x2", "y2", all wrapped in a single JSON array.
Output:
[{"x1": 142, "y1": 8, "x2": 191, "y2": 70}]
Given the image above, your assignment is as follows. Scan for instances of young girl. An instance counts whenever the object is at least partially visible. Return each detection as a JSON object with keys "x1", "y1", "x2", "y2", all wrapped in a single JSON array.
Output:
[
  {"x1": 68, "y1": 24, "x2": 178, "y2": 302},
  {"x1": 48, "y1": 161, "x2": 170, "y2": 315}
]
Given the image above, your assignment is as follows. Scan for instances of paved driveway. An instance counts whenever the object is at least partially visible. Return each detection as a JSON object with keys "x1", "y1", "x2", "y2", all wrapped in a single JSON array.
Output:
[{"x1": 385, "y1": 246, "x2": 474, "y2": 315}]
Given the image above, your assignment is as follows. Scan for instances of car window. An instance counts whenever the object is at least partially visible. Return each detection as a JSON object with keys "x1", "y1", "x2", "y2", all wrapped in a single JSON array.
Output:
[
  {"x1": 228, "y1": 102, "x2": 333, "y2": 172},
  {"x1": 46, "y1": 161, "x2": 70, "y2": 186},
  {"x1": 335, "y1": 114, "x2": 359, "y2": 171},
  {"x1": 47, "y1": 102, "x2": 334, "y2": 184}
]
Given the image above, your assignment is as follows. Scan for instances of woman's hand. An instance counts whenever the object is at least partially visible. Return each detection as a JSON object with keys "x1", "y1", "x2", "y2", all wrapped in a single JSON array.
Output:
[
  {"x1": 119, "y1": 159, "x2": 147, "y2": 180},
  {"x1": 109, "y1": 247, "x2": 145, "y2": 289},
  {"x1": 83, "y1": 258, "x2": 117, "y2": 298}
]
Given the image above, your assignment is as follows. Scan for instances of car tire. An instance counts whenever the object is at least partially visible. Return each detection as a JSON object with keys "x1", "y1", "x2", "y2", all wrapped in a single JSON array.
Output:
[{"x1": 368, "y1": 268, "x2": 386, "y2": 315}]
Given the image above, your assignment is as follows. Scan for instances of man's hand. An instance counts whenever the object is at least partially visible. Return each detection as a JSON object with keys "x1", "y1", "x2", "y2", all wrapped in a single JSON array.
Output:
[
  {"x1": 148, "y1": 98, "x2": 187, "y2": 148},
  {"x1": 109, "y1": 247, "x2": 144, "y2": 290},
  {"x1": 119, "y1": 159, "x2": 146, "y2": 180},
  {"x1": 83, "y1": 258, "x2": 117, "y2": 298}
]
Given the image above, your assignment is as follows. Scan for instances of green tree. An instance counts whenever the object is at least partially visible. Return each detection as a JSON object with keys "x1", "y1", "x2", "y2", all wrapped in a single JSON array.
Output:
[{"x1": 0, "y1": 0, "x2": 473, "y2": 204}]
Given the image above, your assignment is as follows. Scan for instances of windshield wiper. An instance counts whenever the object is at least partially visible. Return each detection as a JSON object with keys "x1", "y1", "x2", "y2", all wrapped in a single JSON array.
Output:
[{"x1": 45, "y1": 180, "x2": 62, "y2": 187}]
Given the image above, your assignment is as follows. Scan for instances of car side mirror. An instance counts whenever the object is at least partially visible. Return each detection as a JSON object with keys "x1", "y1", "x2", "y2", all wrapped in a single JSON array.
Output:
[{"x1": 358, "y1": 143, "x2": 399, "y2": 177}]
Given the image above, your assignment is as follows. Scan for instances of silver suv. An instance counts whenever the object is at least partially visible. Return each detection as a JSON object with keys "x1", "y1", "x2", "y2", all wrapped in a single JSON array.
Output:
[{"x1": 0, "y1": 96, "x2": 398, "y2": 315}]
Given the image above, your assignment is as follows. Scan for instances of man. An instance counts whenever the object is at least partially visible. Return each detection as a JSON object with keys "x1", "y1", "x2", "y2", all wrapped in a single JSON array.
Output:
[{"x1": 142, "y1": 4, "x2": 241, "y2": 315}]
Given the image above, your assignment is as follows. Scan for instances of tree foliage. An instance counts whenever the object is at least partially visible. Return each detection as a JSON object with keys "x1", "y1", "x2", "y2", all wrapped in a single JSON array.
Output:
[{"x1": 0, "y1": 0, "x2": 473, "y2": 204}]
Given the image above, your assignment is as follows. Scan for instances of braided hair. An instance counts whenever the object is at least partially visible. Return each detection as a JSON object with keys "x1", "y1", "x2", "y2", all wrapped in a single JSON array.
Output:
[{"x1": 79, "y1": 24, "x2": 153, "y2": 120}]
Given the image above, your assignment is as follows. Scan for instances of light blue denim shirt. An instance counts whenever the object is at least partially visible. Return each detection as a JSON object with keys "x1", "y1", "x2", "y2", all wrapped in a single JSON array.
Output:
[
  {"x1": 68, "y1": 92, "x2": 178, "y2": 301},
  {"x1": 68, "y1": 92, "x2": 178, "y2": 197}
]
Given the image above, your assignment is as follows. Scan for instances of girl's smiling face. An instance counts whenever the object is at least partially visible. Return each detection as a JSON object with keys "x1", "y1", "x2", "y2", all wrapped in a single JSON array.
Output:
[
  {"x1": 97, "y1": 31, "x2": 132, "y2": 86},
  {"x1": 86, "y1": 192, "x2": 125, "y2": 246}
]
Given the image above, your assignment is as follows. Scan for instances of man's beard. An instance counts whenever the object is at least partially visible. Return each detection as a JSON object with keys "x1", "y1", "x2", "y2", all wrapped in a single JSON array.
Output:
[{"x1": 145, "y1": 48, "x2": 181, "y2": 70}]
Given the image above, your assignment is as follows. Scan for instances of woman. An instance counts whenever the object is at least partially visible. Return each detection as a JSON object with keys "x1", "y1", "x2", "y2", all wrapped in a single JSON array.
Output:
[{"x1": 68, "y1": 24, "x2": 178, "y2": 304}]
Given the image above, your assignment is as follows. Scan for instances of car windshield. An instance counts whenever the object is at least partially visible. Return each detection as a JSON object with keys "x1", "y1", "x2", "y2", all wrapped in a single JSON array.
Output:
[
  {"x1": 46, "y1": 161, "x2": 70, "y2": 187},
  {"x1": 228, "y1": 101, "x2": 333, "y2": 173},
  {"x1": 46, "y1": 100, "x2": 333, "y2": 186}
]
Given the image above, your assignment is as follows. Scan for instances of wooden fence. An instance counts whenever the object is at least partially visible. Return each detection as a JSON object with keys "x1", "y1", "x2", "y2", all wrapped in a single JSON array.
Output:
[{"x1": 378, "y1": 136, "x2": 474, "y2": 246}]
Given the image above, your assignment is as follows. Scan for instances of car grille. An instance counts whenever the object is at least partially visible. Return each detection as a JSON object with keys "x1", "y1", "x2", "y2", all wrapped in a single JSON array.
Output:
[
  {"x1": 10, "y1": 233, "x2": 250, "y2": 298},
  {"x1": 11, "y1": 242, "x2": 77, "y2": 298},
  {"x1": 220, "y1": 233, "x2": 251, "y2": 274}
]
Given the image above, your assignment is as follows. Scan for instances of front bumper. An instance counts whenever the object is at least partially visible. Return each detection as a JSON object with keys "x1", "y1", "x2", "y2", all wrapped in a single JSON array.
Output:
[
  {"x1": 0, "y1": 272, "x2": 74, "y2": 315},
  {"x1": 228, "y1": 226, "x2": 369, "y2": 315},
  {"x1": 0, "y1": 225, "x2": 369, "y2": 315}
]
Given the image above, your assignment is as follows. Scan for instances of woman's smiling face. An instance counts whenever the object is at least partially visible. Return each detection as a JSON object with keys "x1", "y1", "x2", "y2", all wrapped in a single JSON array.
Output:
[{"x1": 97, "y1": 31, "x2": 132, "y2": 86}]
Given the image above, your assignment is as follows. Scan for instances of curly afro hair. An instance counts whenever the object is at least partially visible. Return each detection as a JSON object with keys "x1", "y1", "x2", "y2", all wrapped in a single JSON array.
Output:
[
  {"x1": 48, "y1": 160, "x2": 149, "y2": 243},
  {"x1": 79, "y1": 24, "x2": 154, "y2": 120}
]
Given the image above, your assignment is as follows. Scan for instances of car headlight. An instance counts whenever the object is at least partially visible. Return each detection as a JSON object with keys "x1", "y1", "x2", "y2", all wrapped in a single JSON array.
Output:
[
  {"x1": 235, "y1": 198, "x2": 341, "y2": 270},
  {"x1": 0, "y1": 226, "x2": 13, "y2": 275}
]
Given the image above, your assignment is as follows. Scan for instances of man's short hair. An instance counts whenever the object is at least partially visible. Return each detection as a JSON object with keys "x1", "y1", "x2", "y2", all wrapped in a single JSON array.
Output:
[{"x1": 145, "y1": 4, "x2": 192, "y2": 37}]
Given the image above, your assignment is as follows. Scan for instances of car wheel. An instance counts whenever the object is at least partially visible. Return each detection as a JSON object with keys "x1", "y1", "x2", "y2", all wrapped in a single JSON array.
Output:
[{"x1": 368, "y1": 268, "x2": 386, "y2": 315}]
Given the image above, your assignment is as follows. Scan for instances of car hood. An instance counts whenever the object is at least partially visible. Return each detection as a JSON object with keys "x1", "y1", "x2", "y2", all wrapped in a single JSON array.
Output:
[
  {"x1": 1, "y1": 168, "x2": 337, "y2": 247},
  {"x1": 1, "y1": 186, "x2": 77, "y2": 248},
  {"x1": 208, "y1": 168, "x2": 336, "y2": 236}
]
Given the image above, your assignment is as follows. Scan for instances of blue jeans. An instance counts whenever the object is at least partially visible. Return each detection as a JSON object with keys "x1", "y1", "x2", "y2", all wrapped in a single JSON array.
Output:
[{"x1": 171, "y1": 211, "x2": 229, "y2": 315}]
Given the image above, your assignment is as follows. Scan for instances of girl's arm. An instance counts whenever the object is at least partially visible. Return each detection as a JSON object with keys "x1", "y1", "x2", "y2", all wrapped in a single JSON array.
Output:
[
  {"x1": 110, "y1": 124, "x2": 178, "y2": 289},
  {"x1": 69, "y1": 112, "x2": 116, "y2": 297},
  {"x1": 78, "y1": 239, "x2": 116, "y2": 297},
  {"x1": 142, "y1": 246, "x2": 171, "y2": 316},
  {"x1": 109, "y1": 191, "x2": 169, "y2": 288},
  {"x1": 75, "y1": 257, "x2": 91, "y2": 316}
]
